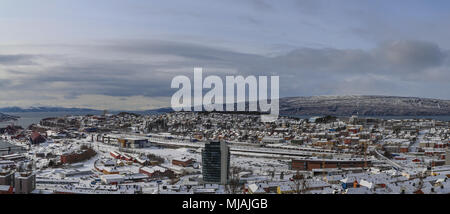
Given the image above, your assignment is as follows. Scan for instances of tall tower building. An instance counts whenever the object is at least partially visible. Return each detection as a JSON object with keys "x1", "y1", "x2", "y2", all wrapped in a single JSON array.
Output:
[
  {"x1": 202, "y1": 141, "x2": 230, "y2": 184},
  {"x1": 14, "y1": 172, "x2": 36, "y2": 194}
]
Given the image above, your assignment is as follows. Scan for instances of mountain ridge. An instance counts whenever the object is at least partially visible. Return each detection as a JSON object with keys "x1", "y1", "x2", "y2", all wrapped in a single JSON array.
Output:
[
  {"x1": 2, "y1": 95, "x2": 450, "y2": 116},
  {"x1": 0, "y1": 112, "x2": 19, "y2": 122},
  {"x1": 279, "y1": 95, "x2": 450, "y2": 116},
  {"x1": 0, "y1": 106, "x2": 101, "y2": 113}
]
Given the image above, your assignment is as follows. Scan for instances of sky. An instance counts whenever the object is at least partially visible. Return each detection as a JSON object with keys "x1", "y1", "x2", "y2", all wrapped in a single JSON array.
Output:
[{"x1": 1, "y1": 0, "x2": 450, "y2": 110}]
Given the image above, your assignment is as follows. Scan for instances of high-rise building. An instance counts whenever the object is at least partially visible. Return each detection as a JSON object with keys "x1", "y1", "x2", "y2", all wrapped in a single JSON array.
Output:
[
  {"x1": 202, "y1": 141, "x2": 230, "y2": 184},
  {"x1": 14, "y1": 172, "x2": 36, "y2": 194}
]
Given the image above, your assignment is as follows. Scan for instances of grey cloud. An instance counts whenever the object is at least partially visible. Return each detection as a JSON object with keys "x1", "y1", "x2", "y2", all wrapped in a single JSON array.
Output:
[
  {"x1": 242, "y1": 0, "x2": 274, "y2": 12},
  {"x1": 376, "y1": 40, "x2": 444, "y2": 70},
  {"x1": 0, "y1": 54, "x2": 35, "y2": 65},
  {"x1": 2, "y1": 39, "x2": 450, "y2": 107}
]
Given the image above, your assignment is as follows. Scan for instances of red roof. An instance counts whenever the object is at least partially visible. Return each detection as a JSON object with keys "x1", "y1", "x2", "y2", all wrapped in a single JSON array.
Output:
[{"x1": 31, "y1": 131, "x2": 45, "y2": 141}]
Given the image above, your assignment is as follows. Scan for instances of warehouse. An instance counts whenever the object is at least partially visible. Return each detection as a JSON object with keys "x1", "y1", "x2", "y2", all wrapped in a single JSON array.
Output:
[
  {"x1": 291, "y1": 158, "x2": 371, "y2": 171},
  {"x1": 101, "y1": 174, "x2": 124, "y2": 185}
]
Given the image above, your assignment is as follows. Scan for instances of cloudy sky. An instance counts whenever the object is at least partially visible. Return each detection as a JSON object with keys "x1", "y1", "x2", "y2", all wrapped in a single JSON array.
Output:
[{"x1": 1, "y1": 0, "x2": 450, "y2": 110}]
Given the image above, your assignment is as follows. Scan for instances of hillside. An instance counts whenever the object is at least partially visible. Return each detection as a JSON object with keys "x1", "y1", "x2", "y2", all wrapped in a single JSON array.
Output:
[{"x1": 280, "y1": 95, "x2": 450, "y2": 116}]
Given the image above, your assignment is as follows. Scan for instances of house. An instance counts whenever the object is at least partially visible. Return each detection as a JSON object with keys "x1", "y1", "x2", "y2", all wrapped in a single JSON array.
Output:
[
  {"x1": 172, "y1": 157, "x2": 194, "y2": 167},
  {"x1": 134, "y1": 156, "x2": 149, "y2": 166},
  {"x1": 110, "y1": 151, "x2": 121, "y2": 159},
  {"x1": 346, "y1": 186, "x2": 371, "y2": 194},
  {"x1": 101, "y1": 159, "x2": 116, "y2": 167},
  {"x1": 0, "y1": 185, "x2": 13, "y2": 194},
  {"x1": 103, "y1": 167, "x2": 119, "y2": 174},
  {"x1": 139, "y1": 166, "x2": 174, "y2": 178},
  {"x1": 30, "y1": 131, "x2": 46, "y2": 144}
]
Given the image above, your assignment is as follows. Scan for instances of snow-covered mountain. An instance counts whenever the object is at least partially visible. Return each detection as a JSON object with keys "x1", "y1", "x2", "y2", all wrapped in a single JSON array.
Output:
[
  {"x1": 3, "y1": 95, "x2": 450, "y2": 117},
  {"x1": 280, "y1": 95, "x2": 450, "y2": 116},
  {"x1": 0, "y1": 106, "x2": 100, "y2": 113}
]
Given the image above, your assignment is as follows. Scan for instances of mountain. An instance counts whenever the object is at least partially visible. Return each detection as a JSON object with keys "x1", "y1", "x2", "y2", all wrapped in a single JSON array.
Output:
[
  {"x1": 146, "y1": 95, "x2": 450, "y2": 116},
  {"x1": 280, "y1": 95, "x2": 450, "y2": 116},
  {"x1": 145, "y1": 95, "x2": 450, "y2": 116},
  {"x1": 0, "y1": 106, "x2": 101, "y2": 113},
  {"x1": 3, "y1": 95, "x2": 450, "y2": 117},
  {"x1": 140, "y1": 107, "x2": 174, "y2": 114}
]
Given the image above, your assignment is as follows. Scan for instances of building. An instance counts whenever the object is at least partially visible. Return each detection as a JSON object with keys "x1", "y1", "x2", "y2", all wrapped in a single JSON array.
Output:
[
  {"x1": 0, "y1": 154, "x2": 26, "y2": 161},
  {"x1": 139, "y1": 166, "x2": 173, "y2": 178},
  {"x1": 102, "y1": 167, "x2": 120, "y2": 174},
  {"x1": 291, "y1": 158, "x2": 371, "y2": 171},
  {"x1": 201, "y1": 141, "x2": 230, "y2": 184},
  {"x1": 261, "y1": 136, "x2": 284, "y2": 144},
  {"x1": 0, "y1": 170, "x2": 14, "y2": 186},
  {"x1": 29, "y1": 131, "x2": 46, "y2": 144},
  {"x1": 172, "y1": 157, "x2": 194, "y2": 167},
  {"x1": 0, "y1": 185, "x2": 13, "y2": 194},
  {"x1": 446, "y1": 149, "x2": 450, "y2": 165},
  {"x1": 118, "y1": 138, "x2": 148, "y2": 148},
  {"x1": 60, "y1": 148, "x2": 96, "y2": 164},
  {"x1": 14, "y1": 172, "x2": 36, "y2": 194},
  {"x1": 100, "y1": 174, "x2": 124, "y2": 185},
  {"x1": 110, "y1": 151, "x2": 121, "y2": 159},
  {"x1": 134, "y1": 156, "x2": 149, "y2": 166}
]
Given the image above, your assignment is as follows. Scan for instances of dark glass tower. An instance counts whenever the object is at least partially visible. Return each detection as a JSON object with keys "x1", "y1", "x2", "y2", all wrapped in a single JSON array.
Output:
[{"x1": 202, "y1": 141, "x2": 230, "y2": 184}]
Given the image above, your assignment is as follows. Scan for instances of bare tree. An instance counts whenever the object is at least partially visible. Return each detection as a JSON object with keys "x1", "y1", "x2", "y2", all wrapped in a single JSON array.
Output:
[
  {"x1": 270, "y1": 169, "x2": 275, "y2": 181},
  {"x1": 290, "y1": 171, "x2": 309, "y2": 194},
  {"x1": 226, "y1": 166, "x2": 243, "y2": 194}
]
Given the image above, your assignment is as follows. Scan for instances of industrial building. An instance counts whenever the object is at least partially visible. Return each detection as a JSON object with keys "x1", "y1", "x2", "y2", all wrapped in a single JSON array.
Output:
[
  {"x1": 118, "y1": 138, "x2": 148, "y2": 148},
  {"x1": 291, "y1": 158, "x2": 372, "y2": 171}
]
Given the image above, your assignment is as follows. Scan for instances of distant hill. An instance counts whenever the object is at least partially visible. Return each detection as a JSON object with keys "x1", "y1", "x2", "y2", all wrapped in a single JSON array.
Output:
[
  {"x1": 145, "y1": 95, "x2": 450, "y2": 116},
  {"x1": 0, "y1": 106, "x2": 101, "y2": 113},
  {"x1": 135, "y1": 107, "x2": 174, "y2": 114},
  {"x1": 280, "y1": 95, "x2": 450, "y2": 116},
  {"x1": 3, "y1": 95, "x2": 450, "y2": 117},
  {"x1": 0, "y1": 112, "x2": 19, "y2": 122}
]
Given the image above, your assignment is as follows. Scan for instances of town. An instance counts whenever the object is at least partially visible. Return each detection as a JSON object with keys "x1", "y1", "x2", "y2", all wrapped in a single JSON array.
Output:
[{"x1": 1, "y1": 111, "x2": 450, "y2": 194}]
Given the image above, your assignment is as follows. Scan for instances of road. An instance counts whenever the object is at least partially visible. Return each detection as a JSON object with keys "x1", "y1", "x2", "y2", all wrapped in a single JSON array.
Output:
[{"x1": 374, "y1": 149, "x2": 405, "y2": 171}]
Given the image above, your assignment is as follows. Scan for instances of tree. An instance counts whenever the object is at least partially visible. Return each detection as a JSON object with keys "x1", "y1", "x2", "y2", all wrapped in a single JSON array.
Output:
[
  {"x1": 48, "y1": 159, "x2": 55, "y2": 167},
  {"x1": 290, "y1": 171, "x2": 308, "y2": 194},
  {"x1": 226, "y1": 167, "x2": 243, "y2": 194},
  {"x1": 384, "y1": 150, "x2": 393, "y2": 159},
  {"x1": 26, "y1": 162, "x2": 33, "y2": 171}
]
